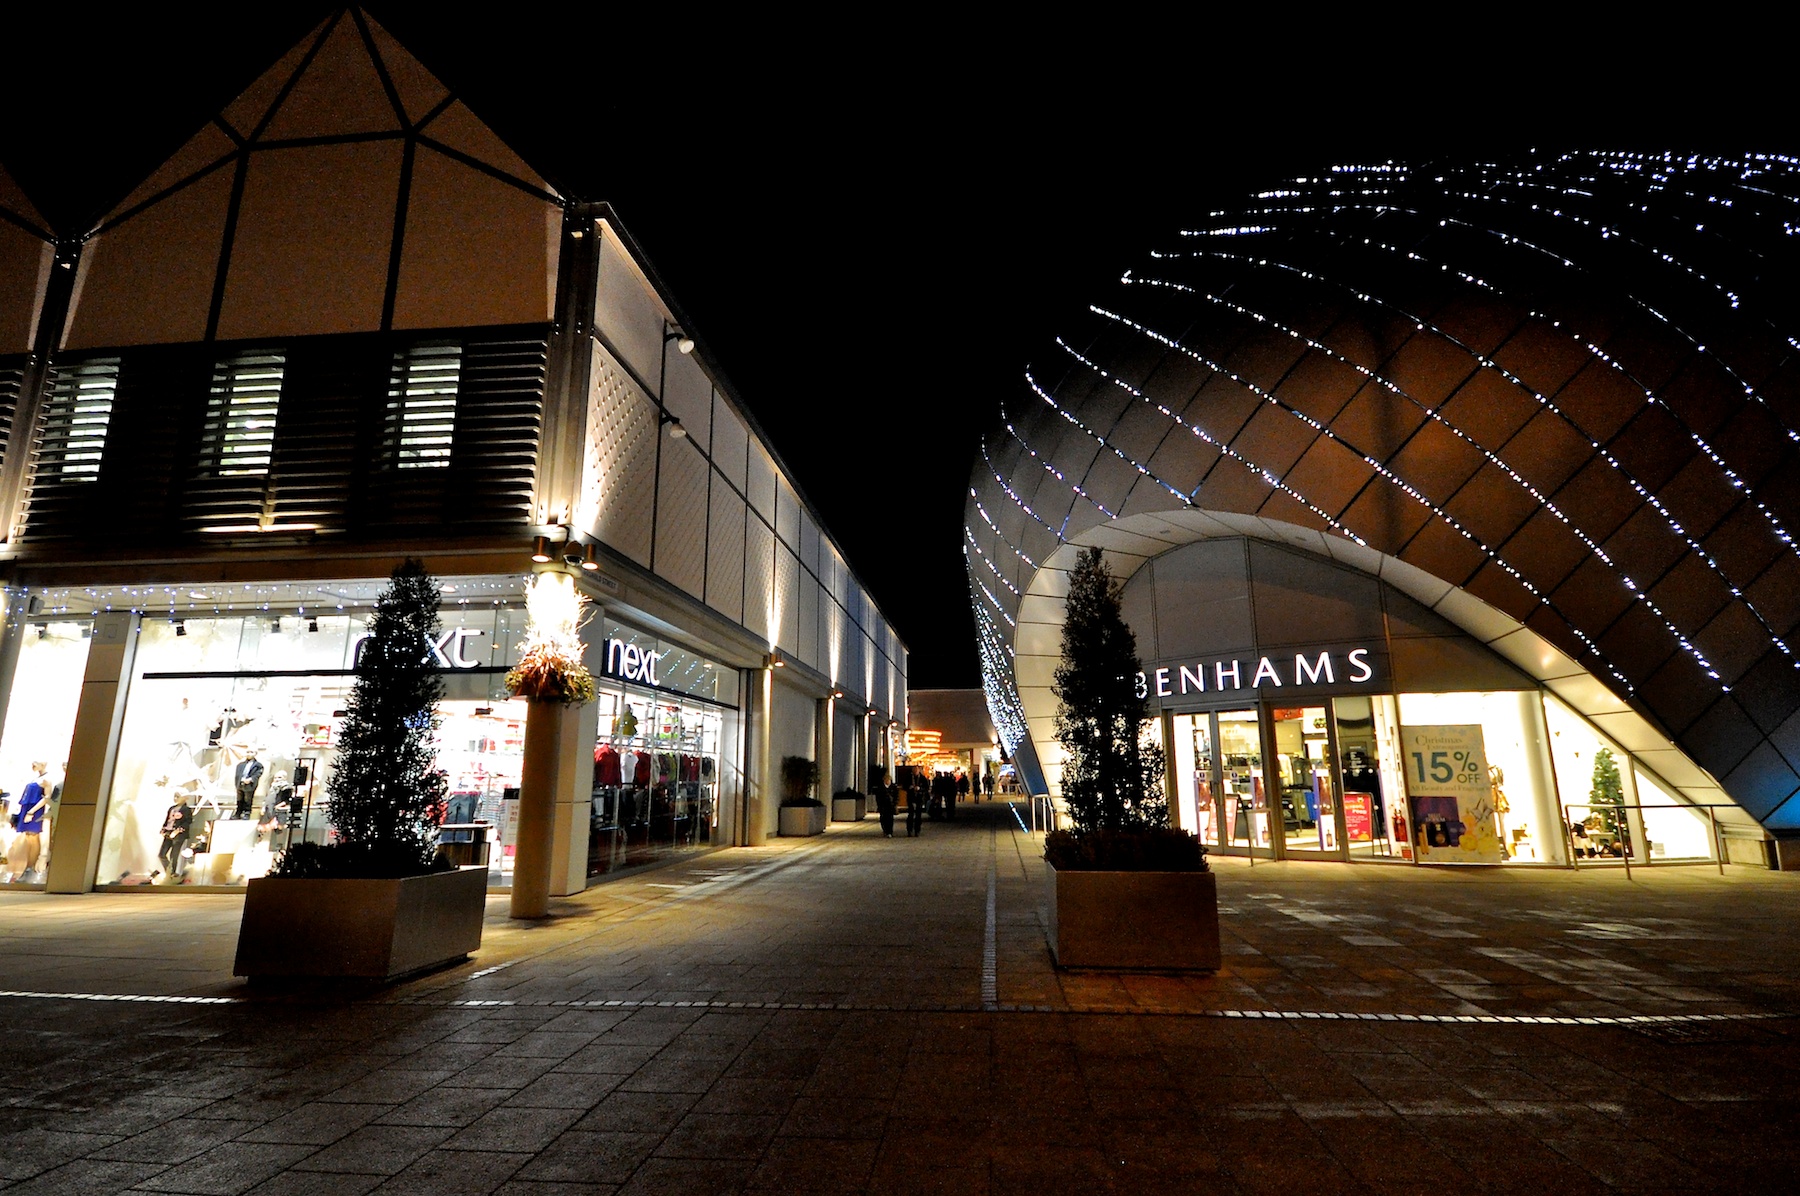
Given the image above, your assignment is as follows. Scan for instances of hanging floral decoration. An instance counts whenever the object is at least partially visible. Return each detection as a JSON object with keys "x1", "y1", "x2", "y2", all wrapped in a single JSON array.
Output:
[{"x1": 506, "y1": 572, "x2": 597, "y2": 705}]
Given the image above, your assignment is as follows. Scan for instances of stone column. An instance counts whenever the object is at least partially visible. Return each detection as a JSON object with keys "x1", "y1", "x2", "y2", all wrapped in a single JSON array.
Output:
[
  {"x1": 46, "y1": 612, "x2": 139, "y2": 893},
  {"x1": 746, "y1": 666, "x2": 772, "y2": 845},
  {"x1": 549, "y1": 695, "x2": 599, "y2": 896},
  {"x1": 816, "y1": 696, "x2": 834, "y2": 807},
  {"x1": 512, "y1": 698, "x2": 573, "y2": 918}
]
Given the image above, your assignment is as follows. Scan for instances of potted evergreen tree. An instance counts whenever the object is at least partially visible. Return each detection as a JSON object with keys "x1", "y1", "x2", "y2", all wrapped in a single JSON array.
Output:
[
  {"x1": 1589, "y1": 746, "x2": 1629, "y2": 856},
  {"x1": 1044, "y1": 546, "x2": 1217, "y2": 970},
  {"x1": 233, "y1": 560, "x2": 488, "y2": 981},
  {"x1": 777, "y1": 755, "x2": 827, "y2": 836}
]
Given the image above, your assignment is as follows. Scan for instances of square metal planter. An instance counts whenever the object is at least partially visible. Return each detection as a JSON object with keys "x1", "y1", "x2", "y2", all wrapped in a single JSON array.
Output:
[
  {"x1": 778, "y1": 805, "x2": 829, "y2": 836},
  {"x1": 234, "y1": 865, "x2": 489, "y2": 982},
  {"x1": 1047, "y1": 867, "x2": 1220, "y2": 971}
]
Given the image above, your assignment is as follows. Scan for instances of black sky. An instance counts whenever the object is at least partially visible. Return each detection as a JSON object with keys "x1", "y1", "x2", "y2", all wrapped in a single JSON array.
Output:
[{"x1": 1, "y1": 9, "x2": 1790, "y2": 687}]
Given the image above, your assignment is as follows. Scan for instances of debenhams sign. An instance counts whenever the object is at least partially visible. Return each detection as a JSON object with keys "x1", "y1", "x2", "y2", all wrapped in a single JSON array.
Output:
[{"x1": 1136, "y1": 644, "x2": 1383, "y2": 703}]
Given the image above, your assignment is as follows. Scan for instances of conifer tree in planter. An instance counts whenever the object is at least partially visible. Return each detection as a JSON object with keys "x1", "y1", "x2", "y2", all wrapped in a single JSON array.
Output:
[
  {"x1": 1044, "y1": 546, "x2": 1216, "y2": 971},
  {"x1": 234, "y1": 560, "x2": 487, "y2": 981},
  {"x1": 1589, "y1": 746, "x2": 1627, "y2": 849},
  {"x1": 778, "y1": 755, "x2": 826, "y2": 836}
]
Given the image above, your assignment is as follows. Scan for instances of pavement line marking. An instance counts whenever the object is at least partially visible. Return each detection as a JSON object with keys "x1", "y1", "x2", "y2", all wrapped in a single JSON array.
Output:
[
  {"x1": 2, "y1": 987, "x2": 1786, "y2": 1029},
  {"x1": 982, "y1": 848, "x2": 999, "y2": 1011},
  {"x1": 466, "y1": 961, "x2": 518, "y2": 979}
]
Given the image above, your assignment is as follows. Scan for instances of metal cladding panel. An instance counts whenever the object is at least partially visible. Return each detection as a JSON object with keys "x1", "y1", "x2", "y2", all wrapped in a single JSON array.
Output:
[
  {"x1": 711, "y1": 393, "x2": 748, "y2": 490},
  {"x1": 653, "y1": 432, "x2": 709, "y2": 599},
  {"x1": 800, "y1": 509, "x2": 820, "y2": 578},
  {"x1": 797, "y1": 565, "x2": 820, "y2": 671},
  {"x1": 776, "y1": 542, "x2": 801, "y2": 657},
  {"x1": 776, "y1": 476, "x2": 801, "y2": 549},
  {"x1": 594, "y1": 230, "x2": 664, "y2": 385},
  {"x1": 583, "y1": 348, "x2": 656, "y2": 568},
  {"x1": 966, "y1": 152, "x2": 1800, "y2": 830},
  {"x1": 0, "y1": 226, "x2": 49, "y2": 356},
  {"x1": 705, "y1": 480, "x2": 746, "y2": 623},
  {"x1": 747, "y1": 439, "x2": 777, "y2": 522},
  {"x1": 662, "y1": 351, "x2": 712, "y2": 448},
  {"x1": 743, "y1": 514, "x2": 774, "y2": 643}
]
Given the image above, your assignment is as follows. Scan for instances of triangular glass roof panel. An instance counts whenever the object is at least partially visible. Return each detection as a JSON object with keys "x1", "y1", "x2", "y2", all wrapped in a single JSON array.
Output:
[
  {"x1": 419, "y1": 100, "x2": 553, "y2": 197},
  {"x1": 102, "y1": 122, "x2": 238, "y2": 231},
  {"x1": 220, "y1": 18, "x2": 329, "y2": 140},
  {"x1": 363, "y1": 12, "x2": 450, "y2": 126},
  {"x1": 0, "y1": 164, "x2": 52, "y2": 239},
  {"x1": 261, "y1": 12, "x2": 406, "y2": 142}
]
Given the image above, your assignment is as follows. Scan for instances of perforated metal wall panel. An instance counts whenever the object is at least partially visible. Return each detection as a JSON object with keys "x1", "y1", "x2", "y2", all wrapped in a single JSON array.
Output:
[
  {"x1": 653, "y1": 433, "x2": 709, "y2": 599},
  {"x1": 743, "y1": 514, "x2": 774, "y2": 643},
  {"x1": 705, "y1": 475, "x2": 747, "y2": 622},
  {"x1": 583, "y1": 345, "x2": 656, "y2": 568}
]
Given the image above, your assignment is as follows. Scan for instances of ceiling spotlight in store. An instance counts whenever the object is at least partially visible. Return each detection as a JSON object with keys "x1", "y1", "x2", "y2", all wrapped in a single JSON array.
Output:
[
  {"x1": 34, "y1": 623, "x2": 47, "y2": 640},
  {"x1": 664, "y1": 327, "x2": 695, "y2": 355},
  {"x1": 308, "y1": 617, "x2": 320, "y2": 633},
  {"x1": 531, "y1": 535, "x2": 554, "y2": 563},
  {"x1": 174, "y1": 619, "x2": 187, "y2": 637},
  {"x1": 473, "y1": 707, "x2": 493, "y2": 716},
  {"x1": 270, "y1": 618, "x2": 282, "y2": 633}
]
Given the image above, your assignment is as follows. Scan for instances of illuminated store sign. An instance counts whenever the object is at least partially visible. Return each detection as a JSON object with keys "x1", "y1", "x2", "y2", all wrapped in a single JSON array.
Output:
[
  {"x1": 353, "y1": 627, "x2": 485, "y2": 669},
  {"x1": 1136, "y1": 646, "x2": 1381, "y2": 700},
  {"x1": 603, "y1": 637, "x2": 660, "y2": 686}
]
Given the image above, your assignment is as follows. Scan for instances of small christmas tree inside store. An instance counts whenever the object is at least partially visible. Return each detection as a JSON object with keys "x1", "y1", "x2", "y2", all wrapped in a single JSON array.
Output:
[{"x1": 233, "y1": 559, "x2": 489, "y2": 982}]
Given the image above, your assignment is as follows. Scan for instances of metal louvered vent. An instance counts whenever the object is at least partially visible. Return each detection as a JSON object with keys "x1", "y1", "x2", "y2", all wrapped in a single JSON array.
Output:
[
  {"x1": 203, "y1": 352, "x2": 285, "y2": 476},
  {"x1": 36, "y1": 358, "x2": 119, "y2": 482},
  {"x1": 14, "y1": 330, "x2": 545, "y2": 545},
  {"x1": 386, "y1": 342, "x2": 461, "y2": 468},
  {"x1": 0, "y1": 360, "x2": 23, "y2": 475}
]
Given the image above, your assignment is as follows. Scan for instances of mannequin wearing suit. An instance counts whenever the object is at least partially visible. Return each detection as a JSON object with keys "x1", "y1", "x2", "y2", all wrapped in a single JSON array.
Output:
[{"x1": 234, "y1": 750, "x2": 265, "y2": 817}]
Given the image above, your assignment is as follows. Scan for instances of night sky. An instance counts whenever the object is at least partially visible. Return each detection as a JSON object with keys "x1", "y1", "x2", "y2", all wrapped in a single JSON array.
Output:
[{"x1": 1, "y1": 9, "x2": 1789, "y2": 687}]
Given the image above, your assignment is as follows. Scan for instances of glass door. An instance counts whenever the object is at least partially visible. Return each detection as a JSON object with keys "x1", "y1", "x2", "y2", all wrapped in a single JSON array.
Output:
[
  {"x1": 1271, "y1": 704, "x2": 1344, "y2": 859},
  {"x1": 1216, "y1": 708, "x2": 1272, "y2": 857},
  {"x1": 1169, "y1": 713, "x2": 1220, "y2": 846}
]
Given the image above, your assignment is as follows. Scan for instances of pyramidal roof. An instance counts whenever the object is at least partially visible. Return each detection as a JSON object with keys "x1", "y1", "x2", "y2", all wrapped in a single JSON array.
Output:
[
  {"x1": 0, "y1": 164, "x2": 53, "y2": 243},
  {"x1": 66, "y1": 6, "x2": 566, "y2": 350},
  {"x1": 97, "y1": 7, "x2": 558, "y2": 235}
]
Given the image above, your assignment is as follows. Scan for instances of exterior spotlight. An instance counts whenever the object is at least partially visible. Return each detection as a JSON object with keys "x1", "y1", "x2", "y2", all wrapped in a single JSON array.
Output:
[
  {"x1": 580, "y1": 543, "x2": 600, "y2": 571},
  {"x1": 531, "y1": 535, "x2": 553, "y2": 563},
  {"x1": 831, "y1": 687, "x2": 844, "y2": 700},
  {"x1": 664, "y1": 328, "x2": 695, "y2": 355},
  {"x1": 765, "y1": 650, "x2": 785, "y2": 669},
  {"x1": 660, "y1": 411, "x2": 687, "y2": 440}
]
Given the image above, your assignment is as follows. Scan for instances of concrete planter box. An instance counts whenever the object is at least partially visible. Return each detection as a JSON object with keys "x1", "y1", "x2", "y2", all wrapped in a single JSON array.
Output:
[
  {"x1": 779, "y1": 804, "x2": 829, "y2": 836},
  {"x1": 234, "y1": 866, "x2": 488, "y2": 982},
  {"x1": 1047, "y1": 866, "x2": 1220, "y2": 971},
  {"x1": 831, "y1": 794, "x2": 867, "y2": 822}
]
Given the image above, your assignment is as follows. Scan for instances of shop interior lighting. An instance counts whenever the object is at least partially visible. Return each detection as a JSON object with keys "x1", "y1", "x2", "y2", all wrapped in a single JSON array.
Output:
[
  {"x1": 664, "y1": 328, "x2": 695, "y2": 355},
  {"x1": 174, "y1": 619, "x2": 187, "y2": 637},
  {"x1": 308, "y1": 617, "x2": 320, "y2": 633},
  {"x1": 34, "y1": 623, "x2": 46, "y2": 640},
  {"x1": 269, "y1": 618, "x2": 281, "y2": 633}
]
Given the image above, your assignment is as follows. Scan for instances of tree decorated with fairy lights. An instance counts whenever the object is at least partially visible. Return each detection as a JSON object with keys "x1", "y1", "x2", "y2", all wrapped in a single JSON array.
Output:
[{"x1": 1589, "y1": 746, "x2": 1626, "y2": 838}]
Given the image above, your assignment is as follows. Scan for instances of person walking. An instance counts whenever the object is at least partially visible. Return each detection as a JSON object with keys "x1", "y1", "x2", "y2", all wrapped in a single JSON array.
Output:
[
  {"x1": 983, "y1": 771, "x2": 995, "y2": 801},
  {"x1": 875, "y1": 784, "x2": 897, "y2": 837},
  {"x1": 905, "y1": 781, "x2": 925, "y2": 837}
]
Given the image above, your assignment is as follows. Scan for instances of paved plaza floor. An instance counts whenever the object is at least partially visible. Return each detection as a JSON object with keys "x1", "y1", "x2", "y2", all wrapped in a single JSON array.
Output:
[{"x1": 3, "y1": 800, "x2": 1798, "y2": 1194}]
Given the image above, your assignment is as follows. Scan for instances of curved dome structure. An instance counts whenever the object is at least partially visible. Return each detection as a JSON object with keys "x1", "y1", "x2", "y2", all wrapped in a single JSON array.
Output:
[{"x1": 969, "y1": 151, "x2": 1800, "y2": 865}]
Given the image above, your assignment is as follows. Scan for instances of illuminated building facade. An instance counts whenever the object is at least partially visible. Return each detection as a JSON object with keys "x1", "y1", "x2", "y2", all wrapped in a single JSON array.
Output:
[
  {"x1": 0, "y1": 8, "x2": 904, "y2": 893},
  {"x1": 969, "y1": 152, "x2": 1800, "y2": 869}
]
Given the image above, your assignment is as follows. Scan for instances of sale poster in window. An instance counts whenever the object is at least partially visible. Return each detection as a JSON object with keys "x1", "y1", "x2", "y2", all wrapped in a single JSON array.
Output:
[{"x1": 1399, "y1": 724, "x2": 1504, "y2": 863}]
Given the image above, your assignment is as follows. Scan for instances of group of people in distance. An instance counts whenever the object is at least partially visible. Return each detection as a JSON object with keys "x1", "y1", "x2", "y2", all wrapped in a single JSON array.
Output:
[{"x1": 871, "y1": 766, "x2": 998, "y2": 837}]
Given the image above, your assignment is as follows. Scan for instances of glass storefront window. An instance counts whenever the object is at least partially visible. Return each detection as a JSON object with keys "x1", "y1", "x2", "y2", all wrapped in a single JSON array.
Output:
[
  {"x1": 1270, "y1": 705, "x2": 1334, "y2": 854},
  {"x1": 1544, "y1": 696, "x2": 1639, "y2": 863},
  {"x1": 96, "y1": 605, "x2": 523, "y2": 887},
  {"x1": 0, "y1": 620, "x2": 92, "y2": 884},
  {"x1": 1397, "y1": 691, "x2": 1557, "y2": 865},
  {"x1": 1216, "y1": 709, "x2": 1267, "y2": 850},
  {"x1": 1633, "y1": 769, "x2": 1716, "y2": 861},
  {"x1": 588, "y1": 678, "x2": 724, "y2": 877}
]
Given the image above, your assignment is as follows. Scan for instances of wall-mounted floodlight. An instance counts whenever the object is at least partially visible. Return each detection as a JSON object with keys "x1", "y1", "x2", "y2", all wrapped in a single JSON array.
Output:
[
  {"x1": 765, "y1": 650, "x2": 785, "y2": 669},
  {"x1": 664, "y1": 328, "x2": 695, "y2": 355},
  {"x1": 660, "y1": 411, "x2": 688, "y2": 440},
  {"x1": 531, "y1": 535, "x2": 554, "y2": 563}
]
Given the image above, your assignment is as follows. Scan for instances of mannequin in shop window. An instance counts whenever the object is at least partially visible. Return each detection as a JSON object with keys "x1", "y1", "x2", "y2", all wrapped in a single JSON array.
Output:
[
  {"x1": 258, "y1": 769, "x2": 292, "y2": 847},
  {"x1": 158, "y1": 791, "x2": 195, "y2": 882},
  {"x1": 5, "y1": 762, "x2": 51, "y2": 883},
  {"x1": 233, "y1": 749, "x2": 265, "y2": 818},
  {"x1": 115, "y1": 774, "x2": 170, "y2": 882}
]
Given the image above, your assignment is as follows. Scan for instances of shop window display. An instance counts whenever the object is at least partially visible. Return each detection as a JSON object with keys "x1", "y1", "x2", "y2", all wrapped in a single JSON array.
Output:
[
  {"x1": 96, "y1": 603, "x2": 524, "y2": 887},
  {"x1": 1396, "y1": 691, "x2": 1559, "y2": 865},
  {"x1": 0, "y1": 620, "x2": 92, "y2": 885},
  {"x1": 587, "y1": 617, "x2": 728, "y2": 877}
]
